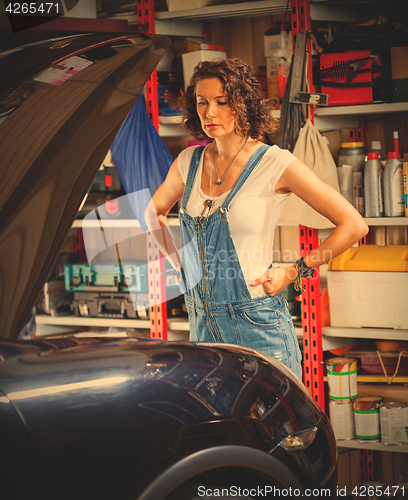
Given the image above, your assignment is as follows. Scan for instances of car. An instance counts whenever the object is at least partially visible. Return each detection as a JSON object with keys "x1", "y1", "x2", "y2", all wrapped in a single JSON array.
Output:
[{"x1": 0, "y1": 28, "x2": 337, "y2": 500}]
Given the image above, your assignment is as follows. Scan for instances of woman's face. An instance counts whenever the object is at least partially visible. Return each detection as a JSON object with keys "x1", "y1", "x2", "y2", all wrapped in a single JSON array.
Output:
[{"x1": 195, "y1": 77, "x2": 236, "y2": 139}]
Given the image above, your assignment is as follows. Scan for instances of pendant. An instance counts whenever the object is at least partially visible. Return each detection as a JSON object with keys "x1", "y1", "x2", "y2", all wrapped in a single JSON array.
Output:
[
  {"x1": 216, "y1": 178, "x2": 222, "y2": 184},
  {"x1": 199, "y1": 199, "x2": 213, "y2": 221}
]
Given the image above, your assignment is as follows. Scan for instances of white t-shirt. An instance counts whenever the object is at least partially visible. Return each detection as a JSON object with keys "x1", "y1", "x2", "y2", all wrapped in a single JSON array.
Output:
[{"x1": 178, "y1": 144, "x2": 297, "y2": 298}]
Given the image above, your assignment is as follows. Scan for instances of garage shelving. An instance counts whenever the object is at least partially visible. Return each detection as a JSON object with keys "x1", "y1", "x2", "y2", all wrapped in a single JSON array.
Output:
[
  {"x1": 35, "y1": 314, "x2": 190, "y2": 339},
  {"x1": 323, "y1": 326, "x2": 408, "y2": 342},
  {"x1": 154, "y1": 0, "x2": 355, "y2": 22},
  {"x1": 336, "y1": 440, "x2": 408, "y2": 454},
  {"x1": 35, "y1": 314, "x2": 304, "y2": 340},
  {"x1": 314, "y1": 102, "x2": 408, "y2": 131}
]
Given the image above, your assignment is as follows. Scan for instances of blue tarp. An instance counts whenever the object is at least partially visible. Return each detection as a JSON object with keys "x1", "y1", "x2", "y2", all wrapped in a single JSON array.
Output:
[{"x1": 111, "y1": 96, "x2": 173, "y2": 231}]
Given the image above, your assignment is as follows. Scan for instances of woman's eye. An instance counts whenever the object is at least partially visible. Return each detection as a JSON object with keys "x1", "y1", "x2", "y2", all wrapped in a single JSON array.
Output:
[
  {"x1": 218, "y1": 101, "x2": 228, "y2": 106},
  {"x1": 197, "y1": 101, "x2": 207, "y2": 106}
]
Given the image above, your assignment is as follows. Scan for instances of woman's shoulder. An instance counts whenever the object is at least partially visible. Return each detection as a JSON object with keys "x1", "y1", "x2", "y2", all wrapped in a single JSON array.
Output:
[
  {"x1": 253, "y1": 144, "x2": 298, "y2": 190},
  {"x1": 178, "y1": 144, "x2": 206, "y2": 162},
  {"x1": 254, "y1": 143, "x2": 296, "y2": 168},
  {"x1": 178, "y1": 145, "x2": 206, "y2": 181},
  {"x1": 263, "y1": 144, "x2": 297, "y2": 161}
]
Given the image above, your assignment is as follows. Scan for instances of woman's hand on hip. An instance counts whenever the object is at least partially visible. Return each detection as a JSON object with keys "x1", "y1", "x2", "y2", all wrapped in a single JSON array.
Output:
[{"x1": 250, "y1": 266, "x2": 297, "y2": 296}]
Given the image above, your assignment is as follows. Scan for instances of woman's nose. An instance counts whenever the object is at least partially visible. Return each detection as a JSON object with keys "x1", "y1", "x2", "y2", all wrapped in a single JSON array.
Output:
[{"x1": 206, "y1": 103, "x2": 216, "y2": 118}]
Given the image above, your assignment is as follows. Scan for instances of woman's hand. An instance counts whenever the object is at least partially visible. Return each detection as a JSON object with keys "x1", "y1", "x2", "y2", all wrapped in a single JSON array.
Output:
[{"x1": 250, "y1": 266, "x2": 297, "y2": 296}]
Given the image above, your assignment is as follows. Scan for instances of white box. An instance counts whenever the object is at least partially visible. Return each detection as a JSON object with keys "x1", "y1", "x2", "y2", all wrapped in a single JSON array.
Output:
[
  {"x1": 264, "y1": 34, "x2": 281, "y2": 58},
  {"x1": 327, "y1": 271, "x2": 408, "y2": 330},
  {"x1": 182, "y1": 50, "x2": 227, "y2": 88},
  {"x1": 264, "y1": 32, "x2": 292, "y2": 57},
  {"x1": 266, "y1": 56, "x2": 278, "y2": 78}
]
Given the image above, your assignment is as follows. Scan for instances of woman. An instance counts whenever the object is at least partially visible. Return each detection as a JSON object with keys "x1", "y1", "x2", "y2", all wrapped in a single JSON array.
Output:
[{"x1": 145, "y1": 58, "x2": 368, "y2": 379}]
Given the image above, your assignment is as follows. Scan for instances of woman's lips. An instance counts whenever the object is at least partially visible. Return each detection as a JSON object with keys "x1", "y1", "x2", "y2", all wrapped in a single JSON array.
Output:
[{"x1": 206, "y1": 123, "x2": 219, "y2": 130}]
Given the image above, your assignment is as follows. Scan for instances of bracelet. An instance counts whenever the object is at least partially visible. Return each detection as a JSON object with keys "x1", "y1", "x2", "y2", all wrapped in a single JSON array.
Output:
[{"x1": 294, "y1": 257, "x2": 315, "y2": 292}]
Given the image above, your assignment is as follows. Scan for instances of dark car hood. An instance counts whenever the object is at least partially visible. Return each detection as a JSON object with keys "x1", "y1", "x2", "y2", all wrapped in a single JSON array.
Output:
[{"x1": 0, "y1": 31, "x2": 170, "y2": 340}]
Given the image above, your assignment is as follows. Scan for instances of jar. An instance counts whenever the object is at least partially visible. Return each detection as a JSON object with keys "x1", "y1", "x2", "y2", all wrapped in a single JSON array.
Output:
[{"x1": 337, "y1": 142, "x2": 366, "y2": 171}]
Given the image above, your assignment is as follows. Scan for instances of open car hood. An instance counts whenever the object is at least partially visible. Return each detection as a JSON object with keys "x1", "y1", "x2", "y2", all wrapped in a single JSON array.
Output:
[{"x1": 0, "y1": 31, "x2": 170, "y2": 340}]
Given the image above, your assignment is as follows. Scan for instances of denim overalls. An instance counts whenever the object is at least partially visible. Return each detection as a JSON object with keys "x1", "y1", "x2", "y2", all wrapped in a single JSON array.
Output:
[{"x1": 179, "y1": 145, "x2": 302, "y2": 379}]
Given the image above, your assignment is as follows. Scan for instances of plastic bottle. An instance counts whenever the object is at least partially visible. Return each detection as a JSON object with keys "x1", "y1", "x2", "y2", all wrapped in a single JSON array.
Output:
[
  {"x1": 370, "y1": 140, "x2": 382, "y2": 161},
  {"x1": 384, "y1": 132, "x2": 405, "y2": 217},
  {"x1": 337, "y1": 164, "x2": 354, "y2": 205},
  {"x1": 364, "y1": 152, "x2": 384, "y2": 217}
]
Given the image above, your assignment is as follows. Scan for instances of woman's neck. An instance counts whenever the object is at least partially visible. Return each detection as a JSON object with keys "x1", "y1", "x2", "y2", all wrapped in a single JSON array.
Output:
[{"x1": 214, "y1": 135, "x2": 248, "y2": 160}]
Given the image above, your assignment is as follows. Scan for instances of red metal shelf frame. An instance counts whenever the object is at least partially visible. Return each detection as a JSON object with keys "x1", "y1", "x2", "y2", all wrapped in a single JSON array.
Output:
[
  {"x1": 291, "y1": 0, "x2": 325, "y2": 411},
  {"x1": 139, "y1": 0, "x2": 168, "y2": 340}
]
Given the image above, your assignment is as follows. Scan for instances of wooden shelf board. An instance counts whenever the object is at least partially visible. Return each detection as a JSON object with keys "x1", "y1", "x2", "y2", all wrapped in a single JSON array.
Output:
[
  {"x1": 315, "y1": 102, "x2": 408, "y2": 116},
  {"x1": 325, "y1": 375, "x2": 408, "y2": 384},
  {"x1": 36, "y1": 314, "x2": 151, "y2": 329},
  {"x1": 365, "y1": 217, "x2": 408, "y2": 226},
  {"x1": 156, "y1": 0, "x2": 354, "y2": 21},
  {"x1": 155, "y1": 0, "x2": 288, "y2": 20},
  {"x1": 322, "y1": 326, "x2": 408, "y2": 341},
  {"x1": 336, "y1": 439, "x2": 408, "y2": 453}
]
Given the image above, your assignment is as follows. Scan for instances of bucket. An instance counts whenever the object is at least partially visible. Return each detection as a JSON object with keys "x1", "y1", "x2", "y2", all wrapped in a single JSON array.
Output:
[
  {"x1": 380, "y1": 402, "x2": 408, "y2": 445},
  {"x1": 326, "y1": 357, "x2": 358, "y2": 403},
  {"x1": 353, "y1": 396, "x2": 383, "y2": 443}
]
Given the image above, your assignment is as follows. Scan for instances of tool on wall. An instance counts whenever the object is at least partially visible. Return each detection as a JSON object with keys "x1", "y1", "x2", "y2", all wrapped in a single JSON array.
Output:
[{"x1": 275, "y1": 29, "x2": 328, "y2": 152}]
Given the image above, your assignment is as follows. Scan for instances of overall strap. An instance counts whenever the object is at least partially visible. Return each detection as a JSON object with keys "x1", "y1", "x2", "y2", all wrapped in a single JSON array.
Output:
[
  {"x1": 181, "y1": 146, "x2": 206, "y2": 210},
  {"x1": 222, "y1": 144, "x2": 270, "y2": 209}
]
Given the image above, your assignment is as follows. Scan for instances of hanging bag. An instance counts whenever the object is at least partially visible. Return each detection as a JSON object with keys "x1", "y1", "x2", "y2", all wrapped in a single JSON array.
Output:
[
  {"x1": 110, "y1": 96, "x2": 173, "y2": 231},
  {"x1": 279, "y1": 119, "x2": 341, "y2": 229}
]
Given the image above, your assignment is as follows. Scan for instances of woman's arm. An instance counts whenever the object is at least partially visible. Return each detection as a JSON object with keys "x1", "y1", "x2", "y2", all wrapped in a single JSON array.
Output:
[
  {"x1": 144, "y1": 157, "x2": 185, "y2": 272},
  {"x1": 251, "y1": 159, "x2": 369, "y2": 295}
]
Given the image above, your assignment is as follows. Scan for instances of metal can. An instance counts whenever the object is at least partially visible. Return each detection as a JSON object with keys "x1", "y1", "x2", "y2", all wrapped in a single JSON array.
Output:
[
  {"x1": 337, "y1": 142, "x2": 366, "y2": 171},
  {"x1": 353, "y1": 396, "x2": 383, "y2": 443},
  {"x1": 380, "y1": 402, "x2": 408, "y2": 445},
  {"x1": 329, "y1": 401, "x2": 356, "y2": 440},
  {"x1": 326, "y1": 357, "x2": 358, "y2": 403}
]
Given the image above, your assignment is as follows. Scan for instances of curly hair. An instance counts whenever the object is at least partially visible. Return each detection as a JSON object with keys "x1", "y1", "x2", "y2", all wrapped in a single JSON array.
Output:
[{"x1": 177, "y1": 58, "x2": 278, "y2": 140}]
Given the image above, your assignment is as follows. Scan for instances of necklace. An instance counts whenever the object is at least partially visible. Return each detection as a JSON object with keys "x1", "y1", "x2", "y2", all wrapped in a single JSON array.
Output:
[
  {"x1": 199, "y1": 137, "x2": 248, "y2": 221},
  {"x1": 213, "y1": 137, "x2": 248, "y2": 185}
]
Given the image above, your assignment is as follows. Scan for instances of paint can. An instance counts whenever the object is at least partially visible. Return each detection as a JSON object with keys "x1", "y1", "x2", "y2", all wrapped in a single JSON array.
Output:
[
  {"x1": 326, "y1": 357, "x2": 358, "y2": 403},
  {"x1": 329, "y1": 401, "x2": 356, "y2": 440},
  {"x1": 353, "y1": 396, "x2": 383, "y2": 443},
  {"x1": 380, "y1": 402, "x2": 408, "y2": 445}
]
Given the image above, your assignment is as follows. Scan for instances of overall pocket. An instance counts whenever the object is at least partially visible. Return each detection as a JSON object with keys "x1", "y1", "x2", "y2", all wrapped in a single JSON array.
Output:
[
  {"x1": 235, "y1": 306, "x2": 289, "y2": 366},
  {"x1": 239, "y1": 304, "x2": 283, "y2": 329}
]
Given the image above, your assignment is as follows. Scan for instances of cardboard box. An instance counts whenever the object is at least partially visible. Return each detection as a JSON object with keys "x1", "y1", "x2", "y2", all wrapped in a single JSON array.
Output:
[
  {"x1": 264, "y1": 32, "x2": 292, "y2": 57},
  {"x1": 327, "y1": 271, "x2": 408, "y2": 329},
  {"x1": 266, "y1": 56, "x2": 278, "y2": 79},
  {"x1": 166, "y1": 0, "x2": 219, "y2": 11},
  {"x1": 182, "y1": 49, "x2": 226, "y2": 88},
  {"x1": 391, "y1": 46, "x2": 408, "y2": 102},
  {"x1": 186, "y1": 38, "x2": 225, "y2": 53}
]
